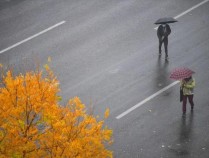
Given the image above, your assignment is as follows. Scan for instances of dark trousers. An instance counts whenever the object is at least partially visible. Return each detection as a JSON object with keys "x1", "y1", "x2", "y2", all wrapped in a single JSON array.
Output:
[
  {"x1": 182, "y1": 95, "x2": 194, "y2": 113},
  {"x1": 159, "y1": 37, "x2": 168, "y2": 57}
]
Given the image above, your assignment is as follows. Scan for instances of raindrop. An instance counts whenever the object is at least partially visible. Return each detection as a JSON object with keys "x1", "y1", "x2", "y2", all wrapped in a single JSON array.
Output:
[{"x1": 109, "y1": 68, "x2": 120, "y2": 74}]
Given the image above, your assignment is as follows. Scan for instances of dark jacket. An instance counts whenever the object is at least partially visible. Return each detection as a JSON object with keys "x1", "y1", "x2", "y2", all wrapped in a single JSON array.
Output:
[{"x1": 157, "y1": 24, "x2": 171, "y2": 39}]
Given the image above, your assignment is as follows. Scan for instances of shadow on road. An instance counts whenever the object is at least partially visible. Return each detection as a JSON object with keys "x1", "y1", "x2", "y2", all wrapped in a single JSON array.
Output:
[
  {"x1": 153, "y1": 56, "x2": 169, "y2": 90},
  {"x1": 168, "y1": 112, "x2": 194, "y2": 157}
]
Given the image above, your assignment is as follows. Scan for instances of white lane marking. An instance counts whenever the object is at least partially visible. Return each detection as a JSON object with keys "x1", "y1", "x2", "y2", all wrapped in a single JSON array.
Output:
[
  {"x1": 0, "y1": 21, "x2": 66, "y2": 54},
  {"x1": 116, "y1": 81, "x2": 179, "y2": 119},
  {"x1": 154, "y1": 0, "x2": 209, "y2": 30},
  {"x1": 174, "y1": 0, "x2": 209, "y2": 19}
]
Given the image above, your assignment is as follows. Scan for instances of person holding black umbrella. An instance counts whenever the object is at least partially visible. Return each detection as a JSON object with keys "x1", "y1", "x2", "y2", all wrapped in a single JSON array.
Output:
[
  {"x1": 155, "y1": 17, "x2": 177, "y2": 60},
  {"x1": 157, "y1": 23, "x2": 171, "y2": 59}
]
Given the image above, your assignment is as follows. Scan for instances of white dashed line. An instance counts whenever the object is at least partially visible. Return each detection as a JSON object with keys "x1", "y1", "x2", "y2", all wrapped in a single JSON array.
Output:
[
  {"x1": 154, "y1": 0, "x2": 209, "y2": 30},
  {"x1": 0, "y1": 21, "x2": 66, "y2": 54},
  {"x1": 116, "y1": 81, "x2": 179, "y2": 119}
]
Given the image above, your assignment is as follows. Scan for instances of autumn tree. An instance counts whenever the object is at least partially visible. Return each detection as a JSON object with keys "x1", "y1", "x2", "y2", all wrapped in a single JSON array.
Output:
[{"x1": 0, "y1": 64, "x2": 112, "y2": 158}]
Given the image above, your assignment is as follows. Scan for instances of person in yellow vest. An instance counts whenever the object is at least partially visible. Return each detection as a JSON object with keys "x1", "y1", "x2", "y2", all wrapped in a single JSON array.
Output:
[{"x1": 180, "y1": 76, "x2": 195, "y2": 114}]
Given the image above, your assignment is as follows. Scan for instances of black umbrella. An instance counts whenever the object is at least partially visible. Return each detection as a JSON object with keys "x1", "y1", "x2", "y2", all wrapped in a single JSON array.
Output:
[{"x1": 154, "y1": 17, "x2": 178, "y2": 24}]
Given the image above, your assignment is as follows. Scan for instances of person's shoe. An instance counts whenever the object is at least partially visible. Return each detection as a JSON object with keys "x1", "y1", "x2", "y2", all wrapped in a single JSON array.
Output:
[
  {"x1": 191, "y1": 106, "x2": 194, "y2": 111},
  {"x1": 159, "y1": 53, "x2": 162, "y2": 56},
  {"x1": 182, "y1": 113, "x2": 186, "y2": 118}
]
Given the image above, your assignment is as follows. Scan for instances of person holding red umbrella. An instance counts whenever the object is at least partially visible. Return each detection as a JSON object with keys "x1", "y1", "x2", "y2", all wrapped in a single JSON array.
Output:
[
  {"x1": 180, "y1": 76, "x2": 195, "y2": 114},
  {"x1": 170, "y1": 67, "x2": 195, "y2": 115}
]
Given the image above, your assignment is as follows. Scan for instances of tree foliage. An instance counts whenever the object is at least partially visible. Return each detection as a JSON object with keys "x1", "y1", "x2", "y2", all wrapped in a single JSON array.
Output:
[{"x1": 0, "y1": 65, "x2": 112, "y2": 158}]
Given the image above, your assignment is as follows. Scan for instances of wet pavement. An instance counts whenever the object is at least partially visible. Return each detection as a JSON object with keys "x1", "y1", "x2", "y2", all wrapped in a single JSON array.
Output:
[{"x1": 0, "y1": 0, "x2": 209, "y2": 157}]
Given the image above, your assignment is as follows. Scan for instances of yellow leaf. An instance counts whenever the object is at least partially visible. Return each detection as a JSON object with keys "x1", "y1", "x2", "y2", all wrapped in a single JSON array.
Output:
[
  {"x1": 48, "y1": 56, "x2": 51, "y2": 62},
  {"x1": 57, "y1": 96, "x2": 62, "y2": 101},
  {"x1": 18, "y1": 120, "x2": 25, "y2": 129},
  {"x1": 104, "y1": 108, "x2": 110, "y2": 119},
  {"x1": 44, "y1": 64, "x2": 49, "y2": 70}
]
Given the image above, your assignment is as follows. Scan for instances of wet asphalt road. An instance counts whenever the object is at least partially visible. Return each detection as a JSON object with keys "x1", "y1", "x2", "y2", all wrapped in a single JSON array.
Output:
[{"x1": 0, "y1": 0, "x2": 209, "y2": 157}]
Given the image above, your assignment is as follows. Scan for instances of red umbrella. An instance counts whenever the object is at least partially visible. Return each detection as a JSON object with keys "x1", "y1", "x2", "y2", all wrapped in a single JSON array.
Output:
[{"x1": 170, "y1": 67, "x2": 195, "y2": 80}]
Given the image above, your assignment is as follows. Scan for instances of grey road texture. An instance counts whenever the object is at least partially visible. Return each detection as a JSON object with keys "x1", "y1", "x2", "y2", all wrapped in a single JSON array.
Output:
[{"x1": 0, "y1": 0, "x2": 209, "y2": 157}]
